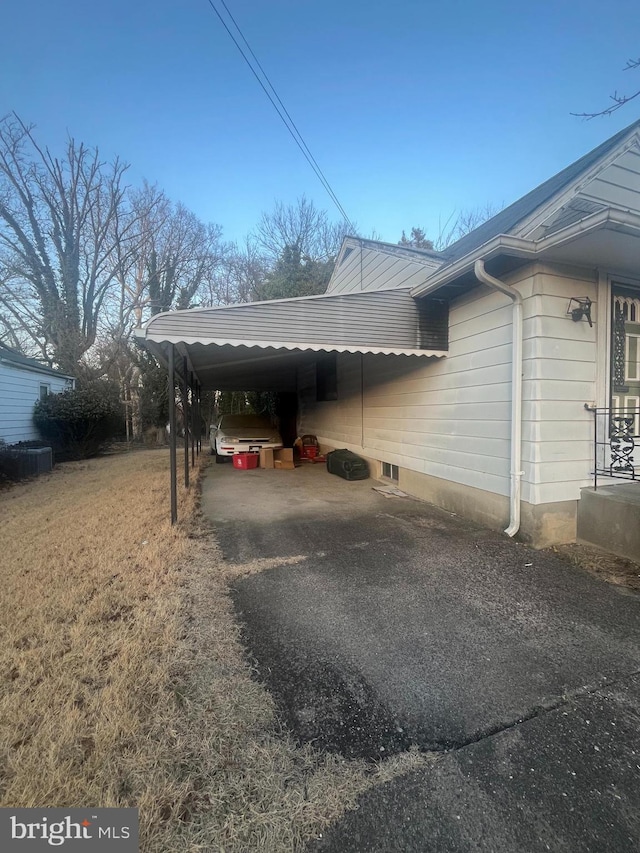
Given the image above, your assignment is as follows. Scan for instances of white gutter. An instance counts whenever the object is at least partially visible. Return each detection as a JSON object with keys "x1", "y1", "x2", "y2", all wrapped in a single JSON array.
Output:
[
  {"x1": 412, "y1": 208, "x2": 640, "y2": 298},
  {"x1": 411, "y1": 235, "x2": 535, "y2": 297},
  {"x1": 474, "y1": 260, "x2": 523, "y2": 538}
]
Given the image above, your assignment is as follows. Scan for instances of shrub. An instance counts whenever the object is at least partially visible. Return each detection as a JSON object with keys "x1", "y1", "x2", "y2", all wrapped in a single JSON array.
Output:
[{"x1": 34, "y1": 382, "x2": 124, "y2": 459}]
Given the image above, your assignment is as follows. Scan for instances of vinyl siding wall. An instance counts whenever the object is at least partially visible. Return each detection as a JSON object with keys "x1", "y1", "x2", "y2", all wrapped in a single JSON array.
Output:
[
  {"x1": 299, "y1": 262, "x2": 599, "y2": 509},
  {"x1": 327, "y1": 243, "x2": 441, "y2": 295},
  {"x1": 299, "y1": 285, "x2": 515, "y2": 499},
  {"x1": 580, "y1": 146, "x2": 640, "y2": 212},
  {"x1": 0, "y1": 363, "x2": 72, "y2": 444},
  {"x1": 521, "y1": 264, "x2": 597, "y2": 504}
]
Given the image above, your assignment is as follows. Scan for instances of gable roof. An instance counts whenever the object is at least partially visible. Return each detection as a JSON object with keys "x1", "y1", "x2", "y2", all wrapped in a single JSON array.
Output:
[
  {"x1": 0, "y1": 342, "x2": 74, "y2": 380},
  {"x1": 327, "y1": 236, "x2": 444, "y2": 296},
  {"x1": 442, "y1": 118, "x2": 640, "y2": 264}
]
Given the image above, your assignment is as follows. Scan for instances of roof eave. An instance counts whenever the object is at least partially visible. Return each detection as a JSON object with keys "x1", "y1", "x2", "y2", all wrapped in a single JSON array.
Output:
[
  {"x1": 0, "y1": 354, "x2": 75, "y2": 381},
  {"x1": 410, "y1": 208, "x2": 640, "y2": 298},
  {"x1": 410, "y1": 235, "x2": 536, "y2": 297}
]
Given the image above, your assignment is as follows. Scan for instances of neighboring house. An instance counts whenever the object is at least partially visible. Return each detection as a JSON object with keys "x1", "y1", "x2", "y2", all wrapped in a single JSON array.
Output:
[
  {"x1": 137, "y1": 119, "x2": 640, "y2": 557},
  {"x1": 0, "y1": 343, "x2": 75, "y2": 444}
]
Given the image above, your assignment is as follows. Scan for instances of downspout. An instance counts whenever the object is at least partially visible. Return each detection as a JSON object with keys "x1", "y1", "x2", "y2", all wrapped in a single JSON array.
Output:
[{"x1": 473, "y1": 260, "x2": 523, "y2": 537}]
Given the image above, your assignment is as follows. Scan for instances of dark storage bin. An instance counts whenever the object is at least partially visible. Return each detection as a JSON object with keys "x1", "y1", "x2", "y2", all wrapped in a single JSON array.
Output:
[{"x1": 326, "y1": 449, "x2": 369, "y2": 481}]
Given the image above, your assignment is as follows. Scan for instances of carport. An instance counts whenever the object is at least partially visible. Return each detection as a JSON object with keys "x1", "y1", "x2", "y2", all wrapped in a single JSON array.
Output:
[{"x1": 134, "y1": 288, "x2": 447, "y2": 522}]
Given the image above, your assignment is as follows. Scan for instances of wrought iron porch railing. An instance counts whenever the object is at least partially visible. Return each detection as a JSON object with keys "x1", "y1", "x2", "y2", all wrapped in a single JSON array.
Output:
[{"x1": 586, "y1": 405, "x2": 639, "y2": 490}]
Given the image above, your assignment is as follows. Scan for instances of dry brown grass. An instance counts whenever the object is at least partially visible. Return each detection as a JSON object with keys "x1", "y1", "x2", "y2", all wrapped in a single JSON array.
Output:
[
  {"x1": 551, "y1": 542, "x2": 640, "y2": 592},
  {"x1": 0, "y1": 449, "x2": 432, "y2": 851},
  {"x1": 0, "y1": 451, "x2": 198, "y2": 835}
]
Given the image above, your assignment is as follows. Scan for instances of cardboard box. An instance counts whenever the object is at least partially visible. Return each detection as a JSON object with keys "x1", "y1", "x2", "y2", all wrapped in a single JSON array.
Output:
[
  {"x1": 259, "y1": 448, "x2": 274, "y2": 469},
  {"x1": 273, "y1": 448, "x2": 295, "y2": 470}
]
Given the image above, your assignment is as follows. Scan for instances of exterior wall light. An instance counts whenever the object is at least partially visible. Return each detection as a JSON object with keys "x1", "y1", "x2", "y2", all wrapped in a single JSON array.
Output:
[{"x1": 567, "y1": 297, "x2": 593, "y2": 327}]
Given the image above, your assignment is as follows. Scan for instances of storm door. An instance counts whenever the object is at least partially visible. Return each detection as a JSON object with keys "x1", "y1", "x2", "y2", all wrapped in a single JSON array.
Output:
[{"x1": 609, "y1": 285, "x2": 640, "y2": 477}]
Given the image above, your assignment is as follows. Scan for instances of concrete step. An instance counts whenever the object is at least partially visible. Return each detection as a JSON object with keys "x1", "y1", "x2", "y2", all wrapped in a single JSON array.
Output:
[{"x1": 577, "y1": 483, "x2": 640, "y2": 561}]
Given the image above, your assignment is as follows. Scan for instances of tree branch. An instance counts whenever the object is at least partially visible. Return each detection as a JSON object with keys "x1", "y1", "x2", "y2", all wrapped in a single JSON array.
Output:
[{"x1": 571, "y1": 56, "x2": 640, "y2": 119}]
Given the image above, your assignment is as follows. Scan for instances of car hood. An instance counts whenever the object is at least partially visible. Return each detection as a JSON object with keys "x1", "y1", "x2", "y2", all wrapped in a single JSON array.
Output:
[{"x1": 218, "y1": 427, "x2": 280, "y2": 440}]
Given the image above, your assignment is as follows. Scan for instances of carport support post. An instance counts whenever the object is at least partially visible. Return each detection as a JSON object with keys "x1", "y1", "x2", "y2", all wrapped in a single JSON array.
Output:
[
  {"x1": 190, "y1": 371, "x2": 195, "y2": 468},
  {"x1": 197, "y1": 383, "x2": 202, "y2": 454},
  {"x1": 183, "y1": 356, "x2": 190, "y2": 489},
  {"x1": 168, "y1": 344, "x2": 178, "y2": 525},
  {"x1": 196, "y1": 383, "x2": 201, "y2": 455}
]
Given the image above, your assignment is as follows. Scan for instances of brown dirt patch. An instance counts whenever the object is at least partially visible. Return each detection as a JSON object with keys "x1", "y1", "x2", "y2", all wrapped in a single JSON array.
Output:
[{"x1": 551, "y1": 542, "x2": 640, "y2": 593}]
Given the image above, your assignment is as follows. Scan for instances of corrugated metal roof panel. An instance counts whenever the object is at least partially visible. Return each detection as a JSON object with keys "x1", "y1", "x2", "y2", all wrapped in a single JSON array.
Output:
[{"x1": 142, "y1": 288, "x2": 447, "y2": 356}]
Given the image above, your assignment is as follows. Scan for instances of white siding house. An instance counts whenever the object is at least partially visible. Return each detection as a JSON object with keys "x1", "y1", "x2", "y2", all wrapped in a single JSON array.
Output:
[
  {"x1": 0, "y1": 344, "x2": 75, "y2": 444},
  {"x1": 298, "y1": 262, "x2": 602, "y2": 545},
  {"x1": 292, "y1": 120, "x2": 640, "y2": 549},
  {"x1": 137, "y1": 118, "x2": 640, "y2": 554}
]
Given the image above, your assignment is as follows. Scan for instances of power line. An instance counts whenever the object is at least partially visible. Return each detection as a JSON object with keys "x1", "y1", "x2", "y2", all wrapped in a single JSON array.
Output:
[
  {"x1": 205, "y1": 0, "x2": 352, "y2": 227},
  {"x1": 216, "y1": 0, "x2": 350, "y2": 223},
  {"x1": 204, "y1": 0, "x2": 354, "y2": 230}
]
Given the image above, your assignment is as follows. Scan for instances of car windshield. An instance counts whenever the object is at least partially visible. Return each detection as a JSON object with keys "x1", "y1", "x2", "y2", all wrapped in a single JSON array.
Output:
[{"x1": 219, "y1": 415, "x2": 273, "y2": 431}]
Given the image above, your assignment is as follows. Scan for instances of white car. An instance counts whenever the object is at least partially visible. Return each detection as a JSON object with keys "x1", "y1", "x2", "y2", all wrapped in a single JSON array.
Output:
[{"x1": 210, "y1": 414, "x2": 283, "y2": 463}]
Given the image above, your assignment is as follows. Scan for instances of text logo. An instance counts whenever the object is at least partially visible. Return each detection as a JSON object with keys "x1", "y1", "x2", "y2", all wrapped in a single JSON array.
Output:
[{"x1": 1, "y1": 809, "x2": 138, "y2": 851}]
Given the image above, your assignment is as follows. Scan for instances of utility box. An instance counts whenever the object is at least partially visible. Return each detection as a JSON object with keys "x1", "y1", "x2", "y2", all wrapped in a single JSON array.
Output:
[
  {"x1": 26, "y1": 446, "x2": 53, "y2": 475},
  {"x1": 0, "y1": 445, "x2": 52, "y2": 480}
]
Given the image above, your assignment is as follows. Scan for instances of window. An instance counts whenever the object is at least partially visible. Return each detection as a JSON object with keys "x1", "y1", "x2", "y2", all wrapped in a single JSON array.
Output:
[
  {"x1": 626, "y1": 334, "x2": 640, "y2": 382},
  {"x1": 418, "y1": 298, "x2": 449, "y2": 350},
  {"x1": 381, "y1": 461, "x2": 399, "y2": 482},
  {"x1": 39, "y1": 383, "x2": 50, "y2": 402},
  {"x1": 316, "y1": 354, "x2": 338, "y2": 401},
  {"x1": 339, "y1": 247, "x2": 355, "y2": 266}
]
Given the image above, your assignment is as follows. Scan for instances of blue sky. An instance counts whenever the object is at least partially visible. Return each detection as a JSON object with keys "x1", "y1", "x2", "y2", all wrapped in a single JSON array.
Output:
[{"x1": 2, "y1": 0, "x2": 640, "y2": 246}]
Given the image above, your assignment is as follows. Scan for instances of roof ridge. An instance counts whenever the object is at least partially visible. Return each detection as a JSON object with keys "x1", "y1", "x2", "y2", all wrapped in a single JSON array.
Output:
[{"x1": 342, "y1": 235, "x2": 445, "y2": 261}]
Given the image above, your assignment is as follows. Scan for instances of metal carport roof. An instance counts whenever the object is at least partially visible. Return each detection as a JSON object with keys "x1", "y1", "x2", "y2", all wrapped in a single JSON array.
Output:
[{"x1": 135, "y1": 287, "x2": 447, "y2": 390}]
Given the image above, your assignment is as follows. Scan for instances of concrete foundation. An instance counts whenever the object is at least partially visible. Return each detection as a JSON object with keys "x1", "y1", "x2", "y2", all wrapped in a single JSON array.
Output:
[
  {"x1": 577, "y1": 484, "x2": 640, "y2": 562},
  {"x1": 399, "y1": 466, "x2": 510, "y2": 534},
  {"x1": 519, "y1": 500, "x2": 578, "y2": 549},
  {"x1": 319, "y1": 444, "x2": 579, "y2": 549}
]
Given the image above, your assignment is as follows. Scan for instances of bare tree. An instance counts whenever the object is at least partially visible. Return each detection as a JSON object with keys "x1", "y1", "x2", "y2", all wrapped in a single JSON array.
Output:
[
  {"x1": 201, "y1": 237, "x2": 268, "y2": 306},
  {"x1": 398, "y1": 204, "x2": 502, "y2": 254},
  {"x1": 108, "y1": 182, "x2": 170, "y2": 334},
  {"x1": 104, "y1": 185, "x2": 224, "y2": 438},
  {"x1": 254, "y1": 195, "x2": 350, "y2": 263},
  {"x1": 571, "y1": 56, "x2": 640, "y2": 118},
  {"x1": 433, "y1": 203, "x2": 502, "y2": 251},
  {"x1": 0, "y1": 114, "x2": 139, "y2": 377}
]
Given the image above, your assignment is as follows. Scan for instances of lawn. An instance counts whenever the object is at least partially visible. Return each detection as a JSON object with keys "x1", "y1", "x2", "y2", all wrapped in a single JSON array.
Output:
[{"x1": 0, "y1": 450, "x2": 425, "y2": 851}]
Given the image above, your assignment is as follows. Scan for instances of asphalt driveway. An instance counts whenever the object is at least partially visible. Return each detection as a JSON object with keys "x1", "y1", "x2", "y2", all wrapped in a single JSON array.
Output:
[{"x1": 202, "y1": 461, "x2": 640, "y2": 851}]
